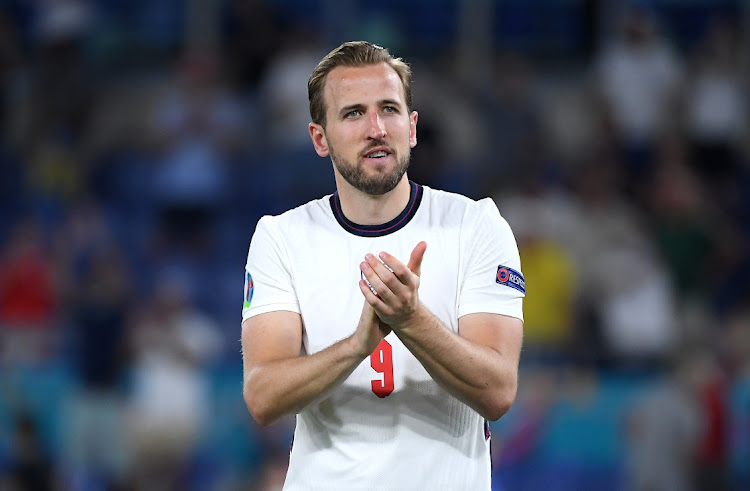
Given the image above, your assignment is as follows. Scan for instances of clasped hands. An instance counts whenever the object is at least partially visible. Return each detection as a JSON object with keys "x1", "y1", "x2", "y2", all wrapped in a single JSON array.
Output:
[{"x1": 359, "y1": 241, "x2": 427, "y2": 329}]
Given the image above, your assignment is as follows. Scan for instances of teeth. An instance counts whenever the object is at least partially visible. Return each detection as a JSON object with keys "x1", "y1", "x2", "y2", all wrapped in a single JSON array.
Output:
[{"x1": 368, "y1": 151, "x2": 387, "y2": 158}]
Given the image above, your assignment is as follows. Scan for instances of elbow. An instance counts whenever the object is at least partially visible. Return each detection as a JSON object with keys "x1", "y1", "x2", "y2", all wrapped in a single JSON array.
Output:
[
  {"x1": 243, "y1": 383, "x2": 277, "y2": 427},
  {"x1": 479, "y1": 385, "x2": 518, "y2": 422}
]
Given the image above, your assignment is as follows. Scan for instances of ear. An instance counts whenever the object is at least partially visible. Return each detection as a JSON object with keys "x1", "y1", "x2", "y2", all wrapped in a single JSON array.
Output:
[
  {"x1": 309, "y1": 123, "x2": 329, "y2": 157},
  {"x1": 409, "y1": 111, "x2": 418, "y2": 149}
]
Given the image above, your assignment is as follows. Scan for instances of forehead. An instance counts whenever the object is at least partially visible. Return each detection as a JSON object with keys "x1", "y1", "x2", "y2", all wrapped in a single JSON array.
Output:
[{"x1": 324, "y1": 63, "x2": 405, "y2": 111}]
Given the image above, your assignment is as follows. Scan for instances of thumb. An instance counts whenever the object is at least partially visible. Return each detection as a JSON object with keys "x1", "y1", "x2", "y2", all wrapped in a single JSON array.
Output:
[{"x1": 406, "y1": 241, "x2": 427, "y2": 277}]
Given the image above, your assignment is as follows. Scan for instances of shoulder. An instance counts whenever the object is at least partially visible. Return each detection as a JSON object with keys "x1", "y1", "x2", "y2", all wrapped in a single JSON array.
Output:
[
  {"x1": 420, "y1": 187, "x2": 518, "y2": 252},
  {"x1": 247, "y1": 195, "x2": 334, "y2": 267},
  {"x1": 421, "y1": 185, "x2": 502, "y2": 223},
  {"x1": 255, "y1": 194, "x2": 334, "y2": 234}
]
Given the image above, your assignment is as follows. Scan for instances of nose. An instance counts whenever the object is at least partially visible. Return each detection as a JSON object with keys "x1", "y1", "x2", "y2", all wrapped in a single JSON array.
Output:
[{"x1": 367, "y1": 112, "x2": 387, "y2": 139}]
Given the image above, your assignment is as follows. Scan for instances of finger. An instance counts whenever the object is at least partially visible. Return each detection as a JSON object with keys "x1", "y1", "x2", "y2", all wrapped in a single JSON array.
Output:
[
  {"x1": 406, "y1": 241, "x2": 427, "y2": 277},
  {"x1": 360, "y1": 262, "x2": 395, "y2": 301},
  {"x1": 359, "y1": 279, "x2": 383, "y2": 306},
  {"x1": 360, "y1": 286, "x2": 392, "y2": 336},
  {"x1": 377, "y1": 250, "x2": 410, "y2": 283},
  {"x1": 364, "y1": 255, "x2": 403, "y2": 295}
]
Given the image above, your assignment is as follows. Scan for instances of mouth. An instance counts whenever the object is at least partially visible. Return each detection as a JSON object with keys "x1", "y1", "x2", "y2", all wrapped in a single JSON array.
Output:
[{"x1": 361, "y1": 146, "x2": 393, "y2": 161}]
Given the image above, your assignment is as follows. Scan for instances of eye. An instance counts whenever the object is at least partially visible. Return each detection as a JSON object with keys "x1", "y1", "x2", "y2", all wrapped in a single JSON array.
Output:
[
  {"x1": 345, "y1": 110, "x2": 361, "y2": 118},
  {"x1": 383, "y1": 106, "x2": 397, "y2": 113}
]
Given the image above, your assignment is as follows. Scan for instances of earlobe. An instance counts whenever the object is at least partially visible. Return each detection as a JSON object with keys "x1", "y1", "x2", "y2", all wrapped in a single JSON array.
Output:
[
  {"x1": 309, "y1": 123, "x2": 330, "y2": 157},
  {"x1": 409, "y1": 111, "x2": 418, "y2": 148}
]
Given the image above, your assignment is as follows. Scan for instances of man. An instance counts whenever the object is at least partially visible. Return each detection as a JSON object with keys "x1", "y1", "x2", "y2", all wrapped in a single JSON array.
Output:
[{"x1": 241, "y1": 41, "x2": 525, "y2": 490}]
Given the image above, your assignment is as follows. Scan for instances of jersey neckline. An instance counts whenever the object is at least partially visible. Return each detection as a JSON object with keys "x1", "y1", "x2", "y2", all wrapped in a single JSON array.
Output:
[{"x1": 329, "y1": 181, "x2": 424, "y2": 237}]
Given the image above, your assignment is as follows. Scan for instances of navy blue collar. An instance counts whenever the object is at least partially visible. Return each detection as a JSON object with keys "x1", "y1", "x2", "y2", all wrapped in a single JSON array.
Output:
[{"x1": 329, "y1": 181, "x2": 423, "y2": 237}]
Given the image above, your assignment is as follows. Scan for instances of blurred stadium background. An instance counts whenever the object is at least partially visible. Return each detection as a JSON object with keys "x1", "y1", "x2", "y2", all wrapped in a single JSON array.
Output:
[{"x1": 0, "y1": 0, "x2": 749, "y2": 490}]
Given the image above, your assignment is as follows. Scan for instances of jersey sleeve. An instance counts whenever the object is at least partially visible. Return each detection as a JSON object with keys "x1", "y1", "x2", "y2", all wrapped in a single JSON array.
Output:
[
  {"x1": 458, "y1": 198, "x2": 525, "y2": 321},
  {"x1": 242, "y1": 216, "x2": 300, "y2": 322}
]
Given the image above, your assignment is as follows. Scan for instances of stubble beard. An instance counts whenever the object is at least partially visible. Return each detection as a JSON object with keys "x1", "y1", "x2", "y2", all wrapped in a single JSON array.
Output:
[{"x1": 330, "y1": 143, "x2": 411, "y2": 196}]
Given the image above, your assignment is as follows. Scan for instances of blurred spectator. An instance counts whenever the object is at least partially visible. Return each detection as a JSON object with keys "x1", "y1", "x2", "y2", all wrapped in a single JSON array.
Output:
[
  {"x1": 568, "y1": 159, "x2": 677, "y2": 369},
  {"x1": 480, "y1": 51, "x2": 542, "y2": 187},
  {"x1": 149, "y1": 49, "x2": 246, "y2": 255},
  {"x1": 220, "y1": 0, "x2": 281, "y2": 92},
  {"x1": 408, "y1": 52, "x2": 486, "y2": 195},
  {"x1": 695, "y1": 357, "x2": 730, "y2": 491},
  {"x1": 4, "y1": 3, "x2": 94, "y2": 231},
  {"x1": 683, "y1": 17, "x2": 747, "y2": 199},
  {"x1": 0, "y1": 218, "x2": 59, "y2": 366},
  {"x1": 594, "y1": 3, "x2": 682, "y2": 193},
  {"x1": 25, "y1": 139, "x2": 85, "y2": 221},
  {"x1": 9, "y1": 0, "x2": 93, "y2": 160},
  {"x1": 515, "y1": 232, "x2": 578, "y2": 361},
  {"x1": 53, "y1": 196, "x2": 116, "y2": 277},
  {"x1": 681, "y1": 20, "x2": 750, "y2": 312},
  {"x1": 0, "y1": 414, "x2": 55, "y2": 491},
  {"x1": 645, "y1": 136, "x2": 747, "y2": 329},
  {"x1": 623, "y1": 348, "x2": 710, "y2": 491},
  {"x1": 539, "y1": 77, "x2": 601, "y2": 173},
  {"x1": 725, "y1": 312, "x2": 750, "y2": 490},
  {"x1": 647, "y1": 139, "x2": 715, "y2": 300},
  {"x1": 0, "y1": 9, "x2": 23, "y2": 138},
  {"x1": 257, "y1": 26, "x2": 325, "y2": 149},
  {"x1": 127, "y1": 272, "x2": 224, "y2": 489},
  {"x1": 62, "y1": 245, "x2": 133, "y2": 490}
]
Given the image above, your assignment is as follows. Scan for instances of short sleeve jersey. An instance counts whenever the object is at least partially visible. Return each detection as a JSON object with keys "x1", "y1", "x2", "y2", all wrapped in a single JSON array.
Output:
[{"x1": 242, "y1": 182, "x2": 525, "y2": 490}]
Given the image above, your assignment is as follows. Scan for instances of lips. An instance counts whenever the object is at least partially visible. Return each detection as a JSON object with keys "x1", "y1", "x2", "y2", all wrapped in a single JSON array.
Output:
[{"x1": 361, "y1": 145, "x2": 393, "y2": 159}]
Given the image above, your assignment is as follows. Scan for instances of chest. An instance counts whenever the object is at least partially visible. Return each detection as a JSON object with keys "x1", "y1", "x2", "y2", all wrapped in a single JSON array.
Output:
[{"x1": 283, "y1": 226, "x2": 462, "y2": 354}]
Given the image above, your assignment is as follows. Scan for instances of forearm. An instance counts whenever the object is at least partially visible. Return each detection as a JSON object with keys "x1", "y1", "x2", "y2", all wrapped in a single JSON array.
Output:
[
  {"x1": 244, "y1": 336, "x2": 365, "y2": 425},
  {"x1": 394, "y1": 306, "x2": 518, "y2": 421}
]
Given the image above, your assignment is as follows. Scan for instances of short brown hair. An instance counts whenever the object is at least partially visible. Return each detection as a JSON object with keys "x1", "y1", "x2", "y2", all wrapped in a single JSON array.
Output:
[{"x1": 308, "y1": 41, "x2": 412, "y2": 127}]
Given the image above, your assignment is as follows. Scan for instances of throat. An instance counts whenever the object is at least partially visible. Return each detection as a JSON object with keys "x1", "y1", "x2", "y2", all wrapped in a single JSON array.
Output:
[{"x1": 336, "y1": 176, "x2": 411, "y2": 225}]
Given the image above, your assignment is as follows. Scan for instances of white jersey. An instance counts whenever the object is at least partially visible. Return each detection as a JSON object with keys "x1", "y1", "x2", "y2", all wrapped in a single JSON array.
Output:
[{"x1": 242, "y1": 182, "x2": 525, "y2": 491}]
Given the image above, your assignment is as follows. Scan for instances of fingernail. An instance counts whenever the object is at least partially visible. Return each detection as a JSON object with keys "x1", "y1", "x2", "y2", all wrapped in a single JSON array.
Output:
[
  {"x1": 378, "y1": 252, "x2": 386, "y2": 259},
  {"x1": 365, "y1": 253, "x2": 374, "y2": 261},
  {"x1": 360, "y1": 262, "x2": 369, "y2": 271}
]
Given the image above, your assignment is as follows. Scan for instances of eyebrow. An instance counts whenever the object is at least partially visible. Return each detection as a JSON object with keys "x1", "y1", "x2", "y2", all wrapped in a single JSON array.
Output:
[
  {"x1": 338, "y1": 99, "x2": 404, "y2": 118},
  {"x1": 379, "y1": 99, "x2": 402, "y2": 108},
  {"x1": 338, "y1": 103, "x2": 365, "y2": 118}
]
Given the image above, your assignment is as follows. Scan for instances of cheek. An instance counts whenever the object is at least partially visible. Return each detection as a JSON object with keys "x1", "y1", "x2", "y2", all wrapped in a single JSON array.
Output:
[
  {"x1": 389, "y1": 119, "x2": 412, "y2": 139},
  {"x1": 329, "y1": 127, "x2": 357, "y2": 146}
]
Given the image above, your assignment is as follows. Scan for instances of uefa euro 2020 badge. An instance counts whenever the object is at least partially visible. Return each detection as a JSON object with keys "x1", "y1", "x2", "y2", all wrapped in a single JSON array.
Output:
[{"x1": 243, "y1": 272, "x2": 254, "y2": 309}]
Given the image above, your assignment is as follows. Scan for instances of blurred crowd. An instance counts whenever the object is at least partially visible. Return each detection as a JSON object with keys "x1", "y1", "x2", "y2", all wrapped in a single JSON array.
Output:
[{"x1": 0, "y1": 0, "x2": 749, "y2": 490}]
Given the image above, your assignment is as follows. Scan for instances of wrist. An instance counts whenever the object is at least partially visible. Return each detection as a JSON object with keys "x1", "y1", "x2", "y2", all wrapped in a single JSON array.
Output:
[
  {"x1": 392, "y1": 303, "x2": 427, "y2": 333},
  {"x1": 346, "y1": 331, "x2": 372, "y2": 360}
]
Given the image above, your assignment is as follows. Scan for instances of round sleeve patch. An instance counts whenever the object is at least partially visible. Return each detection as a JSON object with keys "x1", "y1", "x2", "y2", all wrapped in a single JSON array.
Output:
[{"x1": 243, "y1": 272, "x2": 254, "y2": 308}]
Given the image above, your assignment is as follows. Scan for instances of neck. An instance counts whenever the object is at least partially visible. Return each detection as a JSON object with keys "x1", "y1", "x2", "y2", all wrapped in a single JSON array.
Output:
[{"x1": 334, "y1": 175, "x2": 412, "y2": 225}]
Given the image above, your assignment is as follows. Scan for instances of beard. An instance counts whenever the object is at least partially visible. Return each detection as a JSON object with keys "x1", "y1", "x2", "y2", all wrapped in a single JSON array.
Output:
[{"x1": 329, "y1": 141, "x2": 411, "y2": 196}]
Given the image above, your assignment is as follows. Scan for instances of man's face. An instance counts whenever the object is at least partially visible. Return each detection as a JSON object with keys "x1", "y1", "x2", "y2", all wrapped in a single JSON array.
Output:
[{"x1": 309, "y1": 63, "x2": 418, "y2": 196}]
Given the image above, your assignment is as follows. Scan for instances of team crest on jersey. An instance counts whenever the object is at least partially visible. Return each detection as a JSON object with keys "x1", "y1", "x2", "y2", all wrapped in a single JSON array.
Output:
[
  {"x1": 496, "y1": 265, "x2": 525, "y2": 294},
  {"x1": 243, "y1": 272, "x2": 254, "y2": 309}
]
